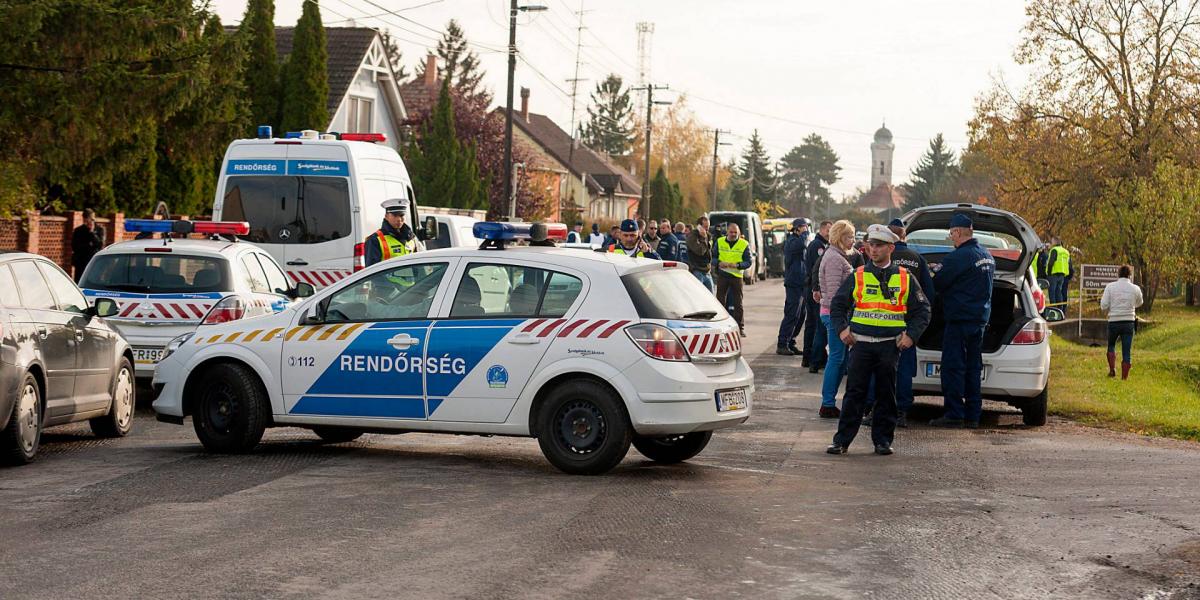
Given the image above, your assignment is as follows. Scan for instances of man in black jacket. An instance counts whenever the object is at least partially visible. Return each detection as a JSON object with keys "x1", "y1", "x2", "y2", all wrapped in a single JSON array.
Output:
[
  {"x1": 71, "y1": 209, "x2": 105, "y2": 282},
  {"x1": 775, "y1": 218, "x2": 810, "y2": 355},
  {"x1": 887, "y1": 219, "x2": 935, "y2": 427},
  {"x1": 686, "y1": 216, "x2": 714, "y2": 292},
  {"x1": 827, "y1": 224, "x2": 931, "y2": 455},
  {"x1": 802, "y1": 220, "x2": 831, "y2": 371}
]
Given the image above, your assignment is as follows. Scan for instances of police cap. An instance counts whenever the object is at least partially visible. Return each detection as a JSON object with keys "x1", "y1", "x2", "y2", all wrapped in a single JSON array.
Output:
[
  {"x1": 949, "y1": 213, "x2": 973, "y2": 229},
  {"x1": 865, "y1": 224, "x2": 899, "y2": 244},
  {"x1": 381, "y1": 198, "x2": 409, "y2": 215},
  {"x1": 620, "y1": 219, "x2": 638, "y2": 232}
]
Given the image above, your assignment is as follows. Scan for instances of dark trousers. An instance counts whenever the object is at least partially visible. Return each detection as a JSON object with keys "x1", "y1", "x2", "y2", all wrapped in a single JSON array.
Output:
[
  {"x1": 802, "y1": 294, "x2": 826, "y2": 366},
  {"x1": 776, "y1": 285, "x2": 804, "y2": 346},
  {"x1": 1048, "y1": 274, "x2": 1067, "y2": 305},
  {"x1": 834, "y1": 340, "x2": 899, "y2": 448},
  {"x1": 941, "y1": 321, "x2": 985, "y2": 422},
  {"x1": 1107, "y1": 321, "x2": 1135, "y2": 363},
  {"x1": 896, "y1": 346, "x2": 917, "y2": 414},
  {"x1": 716, "y1": 273, "x2": 744, "y2": 327}
]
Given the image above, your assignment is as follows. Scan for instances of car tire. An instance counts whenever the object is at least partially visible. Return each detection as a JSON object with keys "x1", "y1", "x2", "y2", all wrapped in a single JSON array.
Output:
[
  {"x1": 1022, "y1": 387, "x2": 1048, "y2": 426},
  {"x1": 632, "y1": 431, "x2": 712, "y2": 464},
  {"x1": 312, "y1": 427, "x2": 364, "y2": 444},
  {"x1": 1, "y1": 374, "x2": 42, "y2": 466},
  {"x1": 193, "y1": 363, "x2": 269, "y2": 453},
  {"x1": 536, "y1": 380, "x2": 632, "y2": 475},
  {"x1": 90, "y1": 359, "x2": 135, "y2": 438}
]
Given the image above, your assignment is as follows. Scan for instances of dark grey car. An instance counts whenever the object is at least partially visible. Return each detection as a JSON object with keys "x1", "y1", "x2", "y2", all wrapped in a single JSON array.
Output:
[{"x1": 0, "y1": 253, "x2": 134, "y2": 465}]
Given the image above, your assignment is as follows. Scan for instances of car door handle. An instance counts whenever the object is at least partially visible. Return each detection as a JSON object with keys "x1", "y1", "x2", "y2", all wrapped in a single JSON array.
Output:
[
  {"x1": 286, "y1": 259, "x2": 309, "y2": 266},
  {"x1": 507, "y1": 335, "x2": 541, "y2": 345},
  {"x1": 36, "y1": 325, "x2": 47, "y2": 339}
]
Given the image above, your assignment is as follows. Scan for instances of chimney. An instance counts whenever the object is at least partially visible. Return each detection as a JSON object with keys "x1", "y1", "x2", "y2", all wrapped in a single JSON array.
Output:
[
  {"x1": 424, "y1": 54, "x2": 437, "y2": 89},
  {"x1": 520, "y1": 87, "x2": 530, "y2": 122}
]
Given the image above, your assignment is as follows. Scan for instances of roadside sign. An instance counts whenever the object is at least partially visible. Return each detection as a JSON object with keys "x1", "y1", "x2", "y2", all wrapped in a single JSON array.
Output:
[{"x1": 1080, "y1": 264, "x2": 1121, "y2": 292}]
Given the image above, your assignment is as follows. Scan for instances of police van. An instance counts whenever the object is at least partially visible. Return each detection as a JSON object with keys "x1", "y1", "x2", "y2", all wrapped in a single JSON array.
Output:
[
  {"x1": 214, "y1": 128, "x2": 451, "y2": 290},
  {"x1": 80, "y1": 220, "x2": 313, "y2": 380},
  {"x1": 151, "y1": 222, "x2": 754, "y2": 474}
]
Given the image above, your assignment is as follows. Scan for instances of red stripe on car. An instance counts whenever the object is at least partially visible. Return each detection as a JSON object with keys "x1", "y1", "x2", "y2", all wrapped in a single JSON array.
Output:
[
  {"x1": 598, "y1": 320, "x2": 630, "y2": 338},
  {"x1": 521, "y1": 319, "x2": 546, "y2": 333},
  {"x1": 557, "y1": 319, "x2": 589, "y2": 337},
  {"x1": 577, "y1": 319, "x2": 609, "y2": 338},
  {"x1": 538, "y1": 319, "x2": 568, "y2": 337}
]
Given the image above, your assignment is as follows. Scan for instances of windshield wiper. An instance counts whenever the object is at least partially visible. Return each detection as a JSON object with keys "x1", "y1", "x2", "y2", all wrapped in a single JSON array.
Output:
[{"x1": 681, "y1": 310, "x2": 718, "y2": 320}]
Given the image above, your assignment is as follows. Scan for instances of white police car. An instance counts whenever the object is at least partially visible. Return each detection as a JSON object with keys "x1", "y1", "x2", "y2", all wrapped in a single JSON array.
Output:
[
  {"x1": 80, "y1": 220, "x2": 314, "y2": 380},
  {"x1": 151, "y1": 222, "x2": 753, "y2": 474}
]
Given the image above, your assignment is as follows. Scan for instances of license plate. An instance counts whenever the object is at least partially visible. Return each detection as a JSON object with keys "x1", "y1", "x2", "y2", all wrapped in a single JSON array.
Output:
[
  {"x1": 716, "y1": 387, "x2": 748, "y2": 412},
  {"x1": 133, "y1": 347, "x2": 166, "y2": 365},
  {"x1": 925, "y1": 362, "x2": 987, "y2": 381}
]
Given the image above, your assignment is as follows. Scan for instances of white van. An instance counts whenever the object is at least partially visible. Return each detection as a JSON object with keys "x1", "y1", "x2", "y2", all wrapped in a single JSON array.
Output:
[
  {"x1": 213, "y1": 130, "x2": 433, "y2": 289},
  {"x1": 706, "y1": 211, "x2": 766, "y2": 283}
]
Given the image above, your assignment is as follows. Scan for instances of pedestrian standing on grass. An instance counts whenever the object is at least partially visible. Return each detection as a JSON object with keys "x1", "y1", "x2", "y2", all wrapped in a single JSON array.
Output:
[
  {"x1": 817, "y1": 219, "x2": 858, "y2": 418},
  {"x1": 826, "y1": 224, "x2": 930, "y2": 456},
  {"x1": 1101, "y1": 264, "x2": 1143, "y2": 380}
]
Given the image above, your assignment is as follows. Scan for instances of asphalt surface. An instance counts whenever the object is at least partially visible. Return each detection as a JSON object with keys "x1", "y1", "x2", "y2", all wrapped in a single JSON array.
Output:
[{"x1": 1, "y1": 279, "x2": 1198, "y2": 599}]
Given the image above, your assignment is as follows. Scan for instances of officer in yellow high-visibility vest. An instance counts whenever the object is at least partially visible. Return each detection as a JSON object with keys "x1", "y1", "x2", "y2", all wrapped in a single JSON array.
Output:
[
  {"x1": 1047, "y1": 238, "x2": 1071, "y2": 306},
  {"x1": 364, "y1": 198, "x2": 418, "y2": 267},
  {"x1": 712, "y1": 223, "x2": 752, "y2": 337},
  {"x1": 607, "y1": 219, "x2": 660, "y2": 258},
  {"x1": 826, "y1": 224, "x2": 930, "y2": 456}
]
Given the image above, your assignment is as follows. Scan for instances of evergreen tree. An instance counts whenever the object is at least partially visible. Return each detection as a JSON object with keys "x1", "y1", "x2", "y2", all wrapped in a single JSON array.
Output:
[
  {"x1": 778, "y1": 133, "x2": 840, "y2": 217},
  {"x1": 901, "y1": 133, "x2": 960, "y2": 210},
  {"x1": 279, "y1": 0, "x2": 329, "y2": 132},
  {"x1": 379, "y1": 30, "x2": 409, "y2": 81},
  {"x1": 581, "y1": 74, "x2": 636, "y2": 157},
  {"x1": 414, "y1": 20, "x2": 488, "y2": 103},
  {"x1": 405, "y1": 80, "x2": 487, "y2": 210},
  {"x1": 240, "y1": 0, "x2": 279, "y2": 129},
  {"x1": 733, "y1": 131, "x2": 774, "y2": 210}
]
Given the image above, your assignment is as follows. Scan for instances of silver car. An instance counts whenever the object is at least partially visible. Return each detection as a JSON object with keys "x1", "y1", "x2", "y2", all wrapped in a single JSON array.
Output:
[
  {"x1": 0, "y1": 253, "x2": 133, "y2": 465},
  {"x1": 904, "y1": 204, "x2": 1051, "y2": 425}
]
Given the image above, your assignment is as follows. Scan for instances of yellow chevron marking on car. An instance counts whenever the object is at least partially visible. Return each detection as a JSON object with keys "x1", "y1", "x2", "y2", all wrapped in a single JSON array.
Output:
[
  {"x1": 225, "y1": 331, "x2": 244, "y2": 343},
  {"x1": 285, "y1": 327, "x2": 305, "y2": 341},
  {"x1": 207, "y1": 335, "x2": 222, "y2": 344},
  {"x1": 299, "y1": 326, "x2": 325, "y2": 341},
  {"x1": 261, "y1": 327, "x2": 284, "y2": 341},
  {"x1": 242, "y1": 329, "x2": 264, "y2": 343},
  {"x1": 337, "y1": 323, "x2": 365, "y2": 340},
  {"x1": 317, "y1": 324, "x2": 344, "y2": 340}
]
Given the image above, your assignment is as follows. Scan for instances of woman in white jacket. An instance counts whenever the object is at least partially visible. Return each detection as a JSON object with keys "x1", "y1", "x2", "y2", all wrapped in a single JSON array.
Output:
[{"x1": 1100, "y1": 264, "x2": 1143, "y2": 379}]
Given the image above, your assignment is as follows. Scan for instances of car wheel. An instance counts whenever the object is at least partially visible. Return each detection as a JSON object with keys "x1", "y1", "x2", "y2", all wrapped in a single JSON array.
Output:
[
  {"x1": 536, "y1": 380, "x2": 632, "y2": 475},
  {"x1": 1022, "y1": 387, "x2": 1048, "y2": 426},
  {"x1": 312, "y1": 427, "x2": 364, "y2": 444},
  {"x1": 90, "y1": 359, "x2": 135, "y2": 438},
  {"x1": 1, "y1": 374, "x2": 42, "y2": 466},
  {"x1": 632, "y1": 431, "x2": 712, "y2": 464},
  {"x1": 192, "y1": 363, "x2": 269, "y2": 453}
]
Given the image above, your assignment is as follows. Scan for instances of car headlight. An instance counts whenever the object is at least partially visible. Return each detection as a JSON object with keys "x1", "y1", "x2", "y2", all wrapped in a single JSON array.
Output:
[{"x1": 163, "y1": 332, "x2": 195, "y2": 360}]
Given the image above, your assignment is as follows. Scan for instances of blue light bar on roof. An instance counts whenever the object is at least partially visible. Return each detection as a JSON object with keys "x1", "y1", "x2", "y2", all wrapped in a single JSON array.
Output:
[
  {"x1": 473, "y1": 221, "x2": 532, "y2": 241},
  {"x1": 124, "y1": 219, "x2": 195, "y2": 234},
  {"x1": 256, "y1": 125, "x2": 272, "y2": 139},
  {"x1": 284, "y1": 131, "x2": 303, "y2": 139}
]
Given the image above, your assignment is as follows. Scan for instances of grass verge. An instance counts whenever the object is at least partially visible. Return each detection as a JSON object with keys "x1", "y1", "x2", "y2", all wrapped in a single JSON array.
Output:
[{"x1": 1049, "y1": 297, "x2": 1200, "y2": 442}]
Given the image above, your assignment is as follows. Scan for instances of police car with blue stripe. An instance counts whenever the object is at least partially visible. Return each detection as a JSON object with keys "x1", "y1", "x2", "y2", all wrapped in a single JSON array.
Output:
[
  {"x1": 151, "y1": 222, "x2": 753, "y2": 474},
  {"x1": 80, "y1": 220, "x2": 314, "y2": 380}
]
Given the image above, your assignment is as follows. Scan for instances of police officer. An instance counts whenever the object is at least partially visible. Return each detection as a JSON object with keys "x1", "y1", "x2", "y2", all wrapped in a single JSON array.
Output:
[
  {"x1": 607, "y1": 219, "x2": 660, "y2": 258},
  {"x1": 930, "y1": 213, "x2": 995, "y2": 429},
  {"x1": 1047, "y1": 237, "x2": 1071, "y2": 306},
  {"x1": 776, "y1": 218, "x2": 810, "y2": 356},
  {"x1": 887, "y1": 218, "x2": 935, "y2": 428},
  {"x1": 364, "y1": 198, "x2": 418, "y2": 267},
  {"x1": 713, "y1": 223, "x2": 752, "y2": 337},
  {"x1": 826, "y1": 224, "x2": 930, "y2": 455},
  {"x1": 802, "y1": 219, "x2": 830, "y2": 372},
  {"x1": 656, "y1": 220, "x2": 680, "y2": 260}
]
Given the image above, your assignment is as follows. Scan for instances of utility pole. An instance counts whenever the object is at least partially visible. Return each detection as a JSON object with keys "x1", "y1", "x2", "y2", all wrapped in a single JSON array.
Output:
[
  {"x1": 503, "y1": 1, "x2": 547, "y2": 220},
  {"x1": 566, "y1": 2, "x2": 590, "y2": 166},
  {"x1": 710, "y1": 128, "x2": 730, "y2": 212},
  {"x1": 633, "y1": 83, "x2": 669, "y2": 218}
]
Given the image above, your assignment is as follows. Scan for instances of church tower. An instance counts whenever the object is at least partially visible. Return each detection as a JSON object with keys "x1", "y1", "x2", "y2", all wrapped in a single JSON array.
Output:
[{"x1": 870, "y1": 122, "x2": 894, "y2": 188}]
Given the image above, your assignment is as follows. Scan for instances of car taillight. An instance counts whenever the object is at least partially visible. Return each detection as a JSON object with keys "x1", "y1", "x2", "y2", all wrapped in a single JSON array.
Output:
[
  {"x1": 353, "y1": 242, "x2": 365, "y2": 272},
  {"x1": 1032, "y1": 286, "x2": 1045, "y2": 312},
  {"x1": 1011, "y1": 319, "x2": 1048, "y2": 345},
  {"x1": 625, "y1": 323, "x2": 689, "y2": 362},
  {"x1": 202, "y1": 296, "x2": 247, "y2": 325}
]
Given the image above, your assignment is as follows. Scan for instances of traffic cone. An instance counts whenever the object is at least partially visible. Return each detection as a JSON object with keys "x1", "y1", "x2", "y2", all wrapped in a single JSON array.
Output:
[
  {"x1": 1106, "y1": 352, "x2": 1117, "y2": 377},
  {"x1": 1121, "y1": 362, "x2": 1131, "y2": 380}
]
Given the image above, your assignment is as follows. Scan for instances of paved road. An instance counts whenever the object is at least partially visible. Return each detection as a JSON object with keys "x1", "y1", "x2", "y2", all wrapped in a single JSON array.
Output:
[{"x1": 2, "y1": 279, "x2": 1197, "y2": 599}]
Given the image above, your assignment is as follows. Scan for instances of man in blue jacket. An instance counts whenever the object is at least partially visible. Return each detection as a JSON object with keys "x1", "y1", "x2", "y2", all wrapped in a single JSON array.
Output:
[
  {"x1": 776, "y1": 218, "x2": 810, "y2": 355},
  {"x1": 930, "y1": 213, "x2": 995, "y2": 429},
  {"x1": 802, "y1": 220, "x2": 830, "y2": 371},
  {"x1": 655, "y1": 221, "x2": 680, "y2": 260}
]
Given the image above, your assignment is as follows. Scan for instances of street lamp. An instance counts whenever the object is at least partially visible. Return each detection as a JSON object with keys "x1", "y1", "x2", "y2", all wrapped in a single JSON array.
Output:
[{"x1": 504, "y1": 2, "x2": 548, "y2": 220}]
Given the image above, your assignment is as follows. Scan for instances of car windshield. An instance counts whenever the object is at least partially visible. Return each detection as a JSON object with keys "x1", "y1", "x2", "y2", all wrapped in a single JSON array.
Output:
[
  {"x1": 222, "y1": 175, "x2": 352, "y2": 245},
  {"x1": 622, "y1": 269, "x2": 728, "y2": 320},
  {"x1": 81, "y1": 254, "x2": 230, "y2": 294}
]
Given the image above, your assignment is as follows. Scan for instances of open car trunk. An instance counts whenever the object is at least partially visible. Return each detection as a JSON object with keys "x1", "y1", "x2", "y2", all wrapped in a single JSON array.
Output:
[{"x1": 918, "y1": 280, "x2": 1028, "y2": 353}]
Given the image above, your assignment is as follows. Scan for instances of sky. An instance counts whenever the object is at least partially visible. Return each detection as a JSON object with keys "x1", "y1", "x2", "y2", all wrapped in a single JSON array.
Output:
[{"x1": 211, "y1": 0, "x2": 1030, "y2": 201}]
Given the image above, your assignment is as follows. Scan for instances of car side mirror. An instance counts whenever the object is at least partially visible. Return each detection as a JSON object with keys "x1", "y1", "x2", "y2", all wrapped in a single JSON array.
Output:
[
  {"x1": 288, "y1": 282, "x2": 315, "y2": 299},
  {"x1": 90, "y1": 297, "x2": 119, "y2": 319},
  {"x1": 1043, "y1": 307, "x2": 1066, "y2": 323}
]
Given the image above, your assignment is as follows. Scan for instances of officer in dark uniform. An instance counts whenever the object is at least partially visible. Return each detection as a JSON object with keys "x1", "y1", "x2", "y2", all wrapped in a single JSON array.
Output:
[
  {"x1": 802, "y1": 220, "x2": 830, "y2": 371},
  {"x1": 930, "y1": 213, "x2": 995, "y2": 429},
  {"x1": 776, "y1": 218, "x2": 810, "y2": 356},
  {"x1": 887, "y1": 218, "x2": 935, "y2": 427},
  {"x1": 826, "y1": 224, "x2": 930, "y2": 455},
  {"x1": 364, "y1": 198, "x2": 417, "y2": 267},
  {"x1": 607, "y1": 219, "x2": 660, "y2": 258}
]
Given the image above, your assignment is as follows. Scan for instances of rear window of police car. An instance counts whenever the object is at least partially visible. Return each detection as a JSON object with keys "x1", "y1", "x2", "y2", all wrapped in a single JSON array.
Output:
[
  {"x1": 622, "y1": 269, "x2": 726, "y2": 320},
  {"x1": 82, "y1": 254, "x2": 230, "y2": 294}
]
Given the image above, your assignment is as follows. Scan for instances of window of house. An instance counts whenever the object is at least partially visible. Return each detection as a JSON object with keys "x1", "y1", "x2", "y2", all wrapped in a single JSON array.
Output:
[{"x1": 347, "y1": 97, "x2": 373, "y2": 133}]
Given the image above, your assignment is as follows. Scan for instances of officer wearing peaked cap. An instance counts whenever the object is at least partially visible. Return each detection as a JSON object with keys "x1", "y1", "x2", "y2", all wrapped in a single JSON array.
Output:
[
  {"x1": 827, "y1": 224, "x2": 931, "y2": 456},
  {"x1": 607, "y1": 219, "x2": 660, "y2": 258},
  {"x1": 365, "y1": 198, "x2": 418, "y2": 267}
]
